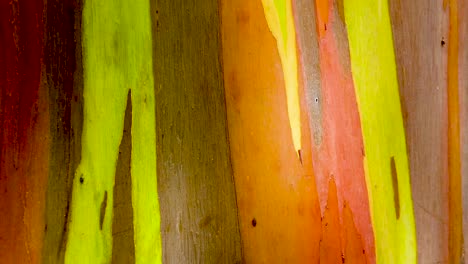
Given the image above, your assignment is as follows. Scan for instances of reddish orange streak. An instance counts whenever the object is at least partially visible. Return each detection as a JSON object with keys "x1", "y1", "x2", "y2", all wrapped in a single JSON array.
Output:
[
  {"x1": 311, "y1": 1, "x2": 375, "y2": 263},
  {"x1": 447, "y1": 0, "x2": 464, "y2": 263},
  {"x1": 314, "y1": 0, "x2": 329, "y2": 38}
]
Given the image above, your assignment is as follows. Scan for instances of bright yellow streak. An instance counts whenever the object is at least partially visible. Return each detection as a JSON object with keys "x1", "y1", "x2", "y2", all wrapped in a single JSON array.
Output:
[{"x1": 261, "y1": 0, "x2": 302, "y2": 155}]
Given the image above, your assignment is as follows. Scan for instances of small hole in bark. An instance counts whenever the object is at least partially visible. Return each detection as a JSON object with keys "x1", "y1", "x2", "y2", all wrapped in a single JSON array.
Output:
[
  {"x1": 252, "y1": 218, "x2": 257, "y2": 227},
  {"x1": 441, "y1": 39, "x2": 445, "y2": 46},
  {"x1": 79, "y1": 175, "x2": 84, "y2": 184}
]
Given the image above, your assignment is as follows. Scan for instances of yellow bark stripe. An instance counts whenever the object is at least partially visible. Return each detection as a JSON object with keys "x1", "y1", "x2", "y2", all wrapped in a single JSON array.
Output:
[
  {"x1": 261, "y1": 0, "x2": 301, "y2": 155},
  {"x1": 64, "y1": 0, "x2": 161, "y2": 263},
  {"x1": 343, "y1": 1, "x2": 417, "y2": 263}
]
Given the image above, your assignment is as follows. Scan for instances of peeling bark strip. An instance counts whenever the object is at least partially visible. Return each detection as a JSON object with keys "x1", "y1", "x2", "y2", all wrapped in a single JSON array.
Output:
[
  {"x1": 309, "y1": 0, "x2": 375, "y2": 262},
  {"x1": 343, "y1": 202, "x2": 367, "y2": 264},
  {"x1": 64, "y1": 0, "x2": 161, "y2": 262},
  {"x1": 0, "y1": 0, "x2": 49, "y2": 263},
  {"x1": 319, "y1": 179, "x2": 367, "y2": 263},
  {"x1": 320, "y1": 179, "x2": 343, "y2": 263},
  {"x1": 151, "y1": 0, "x2": 242, "y2": 262},
  {"x1": 344, "y1": 0, "x2": 417, "y2": 262},
  {"x1": 447, "y1": 0, "x2": 465, "y2": 263},
  {"x1": 112, "y1": 91, "x2": 135, "y2": 263},
  {"x1": 260, "y1": 0, "x2": 302, "y2": 157}
]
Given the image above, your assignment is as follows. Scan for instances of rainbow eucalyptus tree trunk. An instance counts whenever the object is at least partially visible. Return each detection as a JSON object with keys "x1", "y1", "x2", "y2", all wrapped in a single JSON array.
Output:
[
  {"x1": 1, "y1": 0, "x2": 468, "y2": 263},
  {"x1": 1, "y1": 0, "x2": 243, "y2": 263},
  {"x1": 221, "y1": 0, "x2": 417, "y2": 263}
]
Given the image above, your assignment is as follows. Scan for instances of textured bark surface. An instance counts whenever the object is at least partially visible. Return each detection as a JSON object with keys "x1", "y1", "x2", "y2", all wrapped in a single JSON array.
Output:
[
  {"x1": 293, "y1": 0, "x2": 323, "y2": 148},
  {"x1": 151, "y1": 0, "x2": 242, "y2": 263},
  {"x1": 221, "y1": 0, "x2": 322, "y2": 262},
  {"x1": 0, "y1": 1, "x2": 49, "y2": 263},
  {"x1": 1, "y1": 1, "x2": 467, "y2": 263},
  {"x1": 310, "y1": 1, "x2": 375, "y2": 262},
  {"x1": 319, "y1": 179, "x2": 344, "y2": 264},
  {"x1": 42, "y1": 0, "x2": 83, "y2": 263},
  {"x1": 388, "y1": 1, "x2": 450, "y2": 262},
  {"x1": 344, "y1": 0, "x2": 417, "y2": 261},
  {"x1": 460, "y1": 1, "x2": 468, "y2": 262}
]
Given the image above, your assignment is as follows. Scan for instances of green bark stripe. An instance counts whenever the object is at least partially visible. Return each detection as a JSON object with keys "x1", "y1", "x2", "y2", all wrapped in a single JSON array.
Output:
[
  {"x1": 64, "y1": 0, "x2": 161, "y2": 263},
  {"x1": 273, "y1": 0, "x2": 288, "y2": 48},
  {"x1": 343, "y1": 1, "x2": 417, "y2": 263}
]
